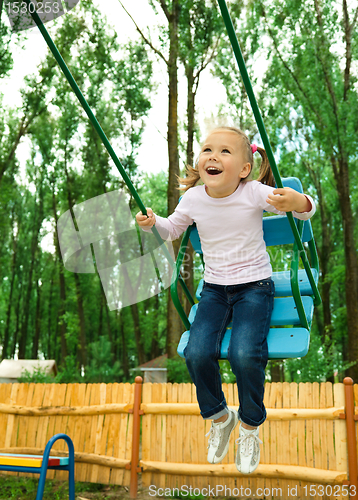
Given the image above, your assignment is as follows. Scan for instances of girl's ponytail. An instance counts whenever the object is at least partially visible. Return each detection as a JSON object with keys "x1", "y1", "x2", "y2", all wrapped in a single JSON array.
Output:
[
  {"x1": 177, "y1": 164, "x2": 201, "y2": 191},
  {"x1": 255, "y1": 146, "x2": 276, "y2": 187}
]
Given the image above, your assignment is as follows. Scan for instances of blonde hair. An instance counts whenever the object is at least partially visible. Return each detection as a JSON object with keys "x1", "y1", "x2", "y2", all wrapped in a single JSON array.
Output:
[{"x1": 177, "y1": 127, "x2": 275, "y2": 191}]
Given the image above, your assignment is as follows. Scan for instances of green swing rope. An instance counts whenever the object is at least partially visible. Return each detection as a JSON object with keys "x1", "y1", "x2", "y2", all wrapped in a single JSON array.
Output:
[
  {"x1": 217, "y1": 0, "x2": 321, "y2": 310},
  {"x1": 23, "y1": 0, "x2": 194, "y2": 307}
]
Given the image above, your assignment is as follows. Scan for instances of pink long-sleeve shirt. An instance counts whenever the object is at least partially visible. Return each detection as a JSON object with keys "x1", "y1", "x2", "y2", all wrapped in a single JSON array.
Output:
[{"x1": 147, "y1": 180, "x2": 316, "y2": 286}]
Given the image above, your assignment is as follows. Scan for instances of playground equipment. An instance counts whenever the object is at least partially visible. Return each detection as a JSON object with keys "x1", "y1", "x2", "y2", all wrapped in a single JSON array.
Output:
[
  {"x1": 175, "y1": 178, "x2": 320, "y2": 359},
  {"x1": 0, "y1": 433, "x2": 75, "y2": 500}
]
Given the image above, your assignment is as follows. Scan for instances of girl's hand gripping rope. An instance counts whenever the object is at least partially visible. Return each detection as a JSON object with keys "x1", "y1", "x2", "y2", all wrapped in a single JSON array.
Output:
[
  {"x1": 266, "y1": 187, "x2": 312, "y2": 213},
  {"x1": 136, "y1": 208, "x2": 156, "y2": 228}
]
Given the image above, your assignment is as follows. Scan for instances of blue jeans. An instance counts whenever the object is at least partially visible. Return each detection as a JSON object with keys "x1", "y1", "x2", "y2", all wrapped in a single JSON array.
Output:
[{"x1": 184, "y1": 279, "x2": 274, "y2": 427}]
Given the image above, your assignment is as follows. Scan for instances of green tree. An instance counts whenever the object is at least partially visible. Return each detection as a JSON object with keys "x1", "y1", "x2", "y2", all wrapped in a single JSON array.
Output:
[
  {"x1": 179, "y1": 0, "x2": 222, "y2": 316},
  {"x1": 0, "y1": 0, "x2": 13, "y2": 78},
  {"x1": 85, "y1": 336, "x2": 123, "y2": 383},
  {"x1": 252, "y1": 0, "x2": 358, "y2": 380},
  {"x1": 212, "y1": 0, "x2": 358, "y2": 381},
  {"x1": 119, "y1": 0, "x2": 225, "y2": 358},
  {"x1": 118, "y1": 0, "x2": 184, "y2": 357},
  {"x1": 0, "y1": 0, "x2": 155, "y2": 378}
]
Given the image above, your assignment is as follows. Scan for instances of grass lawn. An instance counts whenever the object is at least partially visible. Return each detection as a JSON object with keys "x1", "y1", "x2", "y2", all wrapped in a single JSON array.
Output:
[{"x1": 0, "y1": 475, "x2": 155, "y2": 499}]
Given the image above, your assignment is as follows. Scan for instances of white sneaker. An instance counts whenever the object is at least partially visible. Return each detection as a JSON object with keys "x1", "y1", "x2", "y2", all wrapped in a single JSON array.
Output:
[
  {"x1": 235, "y1": 425, "x2": 262, "y2": 474},
  {"x1": 206, "y1": 408, "x2": 238, "y2": 464}
]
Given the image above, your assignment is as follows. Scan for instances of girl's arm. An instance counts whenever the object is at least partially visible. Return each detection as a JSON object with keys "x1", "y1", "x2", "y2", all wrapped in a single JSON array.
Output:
[
  {"x1": 136, "y1": 196, "x2": 194, "y2": 241},
  {"x1": 266, "y1": 187, "x2": 312, "y2": 214}
]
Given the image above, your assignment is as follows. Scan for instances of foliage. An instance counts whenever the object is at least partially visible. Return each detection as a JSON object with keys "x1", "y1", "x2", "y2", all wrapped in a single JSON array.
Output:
[
  {"x1": 85, "y1": 336, "x2": 123, "y2": 383},
  {"x1": 1, "y1": 0, "x2": 357, "y2": 384},
  {"x1": 55, "y1": 356, "x2": 84, "y2": 383},
  {"x1": 18, "y1": 356, "x2": 83, "y2": 383},
  {"x1": 137, "y1": 170, "x2": 168, "y2": 217},
  {"x1": 18, "y1": 336, "x2": 126, "y2": 383},
  {"x1": 261, "y1": 0, "x2": 358, "y2": 380},
  {"x1": 167, "y1": 356, "x2": 192, "y2": 383},
  {"x1": 212, "y1": 0, "x2": 358, "y2": 381},
  {"x1": 0, "y1": 0, "x2": 160, "y2": 381},
  {"x1": 284, "y1": 333, "x2": 356, "y2": 383},
  {"x1": 178, "y1": 0, "x2": 222, "y2": 151},
  {"x1": 220, "y1": 360, "x2": 236, "y2": 384},
  {"x1": 0, "y1": 12, "x2": 13, "y2": 79},
  {"x1": 18, "y1": 366, "x2": 55, "y2": 384}
]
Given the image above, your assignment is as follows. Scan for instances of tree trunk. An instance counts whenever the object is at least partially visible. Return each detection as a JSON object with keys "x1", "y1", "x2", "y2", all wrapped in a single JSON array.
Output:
[
  {"x1": 64, "y1": 157, "x2": 87, "y2": 367},
  {"x1": 0, "y1": 102, "x2": 48, "y2": 187},
  {"x1": 150, "y1": 294, "x2": 160, "y2": 359},
  {"x1": 74, "y1": 273, "x2": 87, "y2": 367},
  {"x1": 166, "y1": 0, "x2": 182, "y2": 359},
  {"x1": 305, "y1": 165, "x2": 333, "y2": 339},
  {"x1": 333, "y1": 156, "x2": 358, "y2": 380},
  {"x1": 317, "y1": 192, "x2": 332, "y2": 338},
  {"x1": 105, "y1": 305, "x2": 114, "y2": 354},
  {"x1": 183, "y1": 68, "x2": 196, "y2": 316},
  {"x1": 98, "y1": 294, "x2": 104, "y2": 340},
  {"x1": 54, "y1": 313, "x2": 60, "y2": 365},
  {"x1": 186, "y1": 69, "x2": 195, "y2": 169},
  {"x1": 130, "y1": 303, "x2": 146, "y2": 365},
  {"x1": 18, "y1": 198, "x2": 43, "y2": 359},
  {"x1": 119, "y1": 310, "x2": 129, "y2": 379},
  {"x1": 52, "y1": 190, "x2": 68, "y2": 362},
  {"x1": 0, "y1": 117, "x2": 31, "y2": 187},
  {"x1": 31, "y1": 280, "x2": 42, "y2": 359},
  {"x1": 125, "y1": 0, "x2": 183, "y2": 358},
  {"x1": 167, "y1": 0, "x2": 180, "y2": 219},
  {"x1": 11, "y1": 284, "x2": 22, "y2": 359},
  {"x1": 340, "y1": 7, "x2": 358, "y2": 380},
  {"x1": 18, "y1": 252, "x2": 35, "y2": 359},
  {"x1": 58, "y1": 262, "x2": 68, "y2": 363},
  {"x1": 270, "y1": 361, "x2": 284, "y2": 382},
  {"x1": 47, "y1": 269, "x2": 55, "y2": 359},
  {"x1": 2, "y1": 225, "x2": 18, "y2": 359},
  {"x1": 99, "y1": 283, "x2": 115, "y2": 354}
]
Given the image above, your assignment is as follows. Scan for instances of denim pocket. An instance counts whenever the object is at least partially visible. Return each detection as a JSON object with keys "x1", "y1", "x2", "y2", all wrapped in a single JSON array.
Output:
[{"x1": 247, "y1": 279, "x2": 274, "y2": 291}]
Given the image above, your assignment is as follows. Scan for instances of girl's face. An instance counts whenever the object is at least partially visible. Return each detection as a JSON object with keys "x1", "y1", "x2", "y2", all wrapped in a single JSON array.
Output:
[{"x1": 198, "y1": 130, "x2": 251, "y2": 198}]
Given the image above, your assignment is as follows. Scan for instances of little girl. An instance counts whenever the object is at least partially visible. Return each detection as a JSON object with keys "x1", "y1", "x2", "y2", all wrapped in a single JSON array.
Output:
[{"x1": 136, "y1": 127, "x2": 315, "y2": 474}]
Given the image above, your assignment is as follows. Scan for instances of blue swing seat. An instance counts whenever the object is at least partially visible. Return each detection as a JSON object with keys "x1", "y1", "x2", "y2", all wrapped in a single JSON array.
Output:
[{"x1": 174, "y1": 177, "x2": 320, "y2": 360}]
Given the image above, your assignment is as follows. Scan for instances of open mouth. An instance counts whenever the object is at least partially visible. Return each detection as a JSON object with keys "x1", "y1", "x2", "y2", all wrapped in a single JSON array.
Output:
[{"x1": 206, "y1": 167, "x2": 222, "y2": 176}]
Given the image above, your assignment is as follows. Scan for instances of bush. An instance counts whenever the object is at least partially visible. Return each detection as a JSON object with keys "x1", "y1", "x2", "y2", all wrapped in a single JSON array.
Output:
[
  {"x1": 18, "y1": 367, "x2": 55, "y2": 384},
  {"x1": 166, "y1": 357, "x2": 192, "y2": 383},
  {"x1": 84, "y1": 336, "x2": 123, "y2": 383}
]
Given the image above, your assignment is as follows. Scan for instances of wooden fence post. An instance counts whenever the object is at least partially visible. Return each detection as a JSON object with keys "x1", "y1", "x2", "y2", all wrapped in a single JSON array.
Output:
[
  {"x1": 129, "y1": 376, "x2": 143, "y2": 499},
  {"x1": 343, "y1": 377, "x2": 358, "y2": 498}
]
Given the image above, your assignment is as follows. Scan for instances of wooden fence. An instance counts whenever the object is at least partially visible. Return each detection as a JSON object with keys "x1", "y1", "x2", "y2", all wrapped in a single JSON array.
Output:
[
  {"x1": 140, "y1": 379, "x2": 358, "y2": 499},
  {"x1": 0, "y1": 379, "x2": 357, "y2": 499},
  {"x1": 0, "y1": 382, "x2": 135, "y2": 486}
]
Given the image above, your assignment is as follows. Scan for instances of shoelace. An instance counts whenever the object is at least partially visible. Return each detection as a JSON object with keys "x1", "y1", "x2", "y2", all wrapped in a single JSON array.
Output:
[
  {"x1": 236, "y1": 432, "x2": 262, "y2": 457},
  {"x1": 205, "y1": 426, "x2": 221, "y2": 448}
]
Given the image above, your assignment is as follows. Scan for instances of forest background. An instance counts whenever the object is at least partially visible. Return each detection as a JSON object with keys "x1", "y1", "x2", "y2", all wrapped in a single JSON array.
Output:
[{"x1": 0, "y1": 0, "x2": 357, "y2": 385}]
